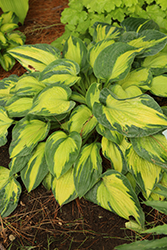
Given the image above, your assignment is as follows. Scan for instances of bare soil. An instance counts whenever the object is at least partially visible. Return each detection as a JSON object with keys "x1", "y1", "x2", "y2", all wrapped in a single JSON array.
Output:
[{"x1": 0, "y1": 1, "x2": 167, "y2": 249}]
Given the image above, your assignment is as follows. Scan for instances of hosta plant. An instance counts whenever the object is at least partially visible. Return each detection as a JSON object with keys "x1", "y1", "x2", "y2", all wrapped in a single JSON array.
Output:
[
  {"x1": 0, "y1": 11, "x2": 26, "y2": 71},
  {"x1": 1, "y1": 17, "x2": 167, "y2": 232}
]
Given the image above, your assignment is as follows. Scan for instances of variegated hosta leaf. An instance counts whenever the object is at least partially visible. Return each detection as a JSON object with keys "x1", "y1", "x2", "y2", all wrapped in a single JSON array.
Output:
[
  {"x1": 68, "y1": 105, "x2": 97, "y2": 138},
  {"x1": 45, "y1": 131, "x2": 82, "y2": 179},
  {"x1": 63, "y1": 36, "x2": 88, "y2": 71},
  {"x1": 93, "y1": 22, "x2": 123, "y2": 43},
  {"x1": 118, "y1": 67, "x2": 152, "y2": 91},
  {"x1": 0, "y1": 31, "x2": 7, "y2": 47},
  {"x1": 9, "y1": 117, "x2": 50, "y2": 158},
  {"x1": 7, "y1": 31, "x2": 26, "y2": 47},
  {"x1": 0, "y1": 167, "x2": 21, "y2": 217},
  {"x1": 110, "y1": 84, "x2": 143, "y2": 99},
  {"x1": 142, "y1": 52, "x2": 167, "y2": 76},
  {"x1": 0, "y1": 52, "x2": 16, "y2": 71},
  {"x1": 130, "y1": 132, "x2": 167, "y2": 168},
  {"x1": 9, "y1": 44, "x2": 61, "y2": 72},
  {"x1": 0, "y1": 2, "x2": 29, "y2": 24},
  {"x1": 21, "y1": 142, "x2": 48, "y2": 192},
  {"x1": 88, "y1": 38, "x2": 115, "y2": 69},
  {"x1": 1, "y1": 11, "x2": 19, "y2": 25},
  {"x1": 150, "y1": 171, "x2": 167, "y2": 201},
  {"x1": 9, "y1": 154, "x2": 31, "y2": 177},
  {"x1": 71, "y1": 92, "x2": 86, "y2": 104},
  {"x1": 29, "y1": 84, "x2": 75, "y2": 117},
  {"x1": 74, "y1": 142, "x2": 102, "y2": 198},
  {"x1": 52, "y1": 167, "x2": 77, "y2": 206},
  {"x1": 14, "y1": 75, "x2": 45, "y2": 96},
  {"x1": 96, "y1": 123, "x2": 123, "y2": 144},
  {"x1": 85, "y1": 82, "x2": 101, "y2": 109},
  {"x1": 93, "y1": 88, "x2": 167, "y2": 137},
  {"x1": 121, "y1": 17, "x2": 159, "y2": 33},
  {"x1": 126, "y1": 146, "x2": 162, "y2": 199},
  {"x1": 85, "y1": 169, "x2": 145, "y2": 227},
  {"x1": 93, "y1": 43, "x2": 143, "y2": 84},
  {"x1": 0, "y1": 106, "x2": 13, "y2": 146},
  {"x1": 5, "y1": 96, "x2": 33, "y2": 117},
  {"x1": 102, "y1": 137, "x2": 127, "y2": 174},
  {"x1": 127, "y1": 30, "x2": 167, "y2": 57},
  {"x1": 0, "y1": 23, "x2": 18, "y2": 33},
  {"x1": 0, "y1": 74, "x2": 18, "y2": 106},
  {"x1": 150, "y1": 75, "x2": 167, "y2": 97},
  {"x1": 0, "y1": 166, "x2": 10, "y2": 189},
  {"x1": 39, "y1": 58, "x2": 80, "y2": 87}
]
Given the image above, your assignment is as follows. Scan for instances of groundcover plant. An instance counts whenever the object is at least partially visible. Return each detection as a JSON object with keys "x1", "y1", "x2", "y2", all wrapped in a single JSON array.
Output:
[
  {"x1": 1, "y1": 17, "x2": 167, "y2": 235},
  {"x1": 0, "y1": 11, "x2": 26, "y2": 71}
]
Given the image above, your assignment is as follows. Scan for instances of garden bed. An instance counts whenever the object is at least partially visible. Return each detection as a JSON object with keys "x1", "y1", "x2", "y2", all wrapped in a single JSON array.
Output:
[{"x1": 0, "y1": 1, "x2": 167, "y2": 249}]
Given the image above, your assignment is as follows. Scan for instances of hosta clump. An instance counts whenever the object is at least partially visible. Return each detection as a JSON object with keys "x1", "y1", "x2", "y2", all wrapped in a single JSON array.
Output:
[
  {"x1": 0, "y1": 11, "x2": 26, "y2": 71},
  {"x1": 1, "y1": 17, "x2": 167, "y2": 231}
]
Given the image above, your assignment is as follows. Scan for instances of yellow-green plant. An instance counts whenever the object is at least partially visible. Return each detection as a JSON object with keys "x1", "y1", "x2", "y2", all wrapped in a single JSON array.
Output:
[
  {"x1": 0, "y1": 11, "x2": 26, "y2": 71},
  {"x1": 1, "y1": 18, "x2": 167, "y2": 233},
  {"x1": 0, "y1": 0, "x2": 29, "y2": 24}
]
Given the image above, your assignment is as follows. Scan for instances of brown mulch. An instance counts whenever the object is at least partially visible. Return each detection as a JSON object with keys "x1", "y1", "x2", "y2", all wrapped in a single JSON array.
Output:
[{"x1": 0, "y1": 1, "x2": 167, "y2": 249}]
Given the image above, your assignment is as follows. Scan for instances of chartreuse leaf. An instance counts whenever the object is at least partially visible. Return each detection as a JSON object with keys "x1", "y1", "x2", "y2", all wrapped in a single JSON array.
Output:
[
  {"x1": 0, "y1": 75, "x2": 18, "y2": 106},
  {"x1": 88, "y1": 39, "x2": 115, "y2": 69},
  {"x1": 0, "y1": 52, "x2": 16, "y2": 71},
  {"x1": 0, "y1": 1, "x2": 29, "y2": 24},
  {"x1": 70, "y1": 92, "x2": 86, "y2": 104},
  {"x1": 5, "y1": 96, "x2": 33, "y2": 117},
  {"x1": 142, "y1": 52, "x2": 167, "y2": 76},
  {"x1": 0, "y1": 166, "x2": 10, "y2": 189},
  {"x1": 0, "y1": 106, "x2": 13, "y2": 146},
  {"x1": 131, "y1": 132, "x2": 167, "y2": 168},
  {"x1": 150, "y1": 75, "x2": 167, "y2": 97},
  {"x1": 93, "y1": 22, "x2": 123, "y2": 43},
  {"x1": 1, "y1": 23, "x2": 18, "y2": 33},
  {"x1": 9, "y1": 44, "x2": 61, "y2": 72},
  {"x1": 121, "y1": 17, "x2": 159, "y2": 32},
  {"x1": 126, "y1": 146, "x2": 162, "y2": 199},
  {"x1": 9, "y1": 155, "x2": 30, "y2": 177},
  {"x1": 14, "y1": 75, "x2": 45, "y2": 96},
  {"x1": 45, "y1": 131, "x2": 82, "y2": 179},
  {"x1": 85, "y1": 82, "x2": 101, "y2": 109},
  {"x1": 128, "y1": 30, "x2": 167, "y2": 57},
  {"x1": 7, "y1": 30, "x2": 26, "y2": 47},
  {"x1": 39, "y1": 58, "x2": 80, "y2": 87},
  {"x1": 29, "y1": 84, "x2": 75, "y2": 117},
  {"x1": 74, "y1": 142, "x2": 102, "y2": 198},
  {"x1": 93, "y1": 43, "x2": 143, "y2": 84},
  {"x1": 52, "y1": 167, "x2": 77, "y2": 206},
  {"x1": 0, "y1": 167, "x2": 21, "y2": 217},
  {"x1": 115, "y1": 238, "x2": 167, "y2": 250},
  {"x1": 101, "y1": 137, "x2": 127, "y2": 174},
  {"x1": 9, "y1": 117, "x2": 50, "y2": 158},
  {"x1": 93, "y1": 88, "x2": 167, "y2": 137},
  {"x1": 85, "y1": 169, "x2": 145, "y2": 227},
  {"x1": 68, "y1": 105, "x2": 97, "y2": 138},
  {"x1": 21, "y1": 142, "x2": 48, "y2": 192},
  {"x1": 0, "y1": 31, "x2": 7, "y2": 47},
  {"x1": 63, "y1": 36, "x2": 88, "y2": 71},
  {"x1": 110, "y1": 84, "x2": 143, "y2": 98},
  {"x1": 150, "y1": 171, "x2": 167, "y2": 201},
  {"x1": 1, "y1": 11, "x2": 19, "y2": 24},
  {"x1": 118, "y1": 67, "x2": 152, "y2": 91},
  {"x1": 96, "y1": 123, "x2": 123, "y2": 144}
]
